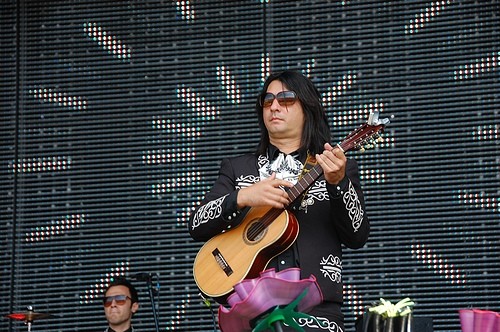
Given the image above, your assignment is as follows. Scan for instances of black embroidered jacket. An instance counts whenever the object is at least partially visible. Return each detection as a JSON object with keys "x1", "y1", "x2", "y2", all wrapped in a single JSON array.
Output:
[{"x1": 189, "y1": 151, "x2": 369, "y2": 304}]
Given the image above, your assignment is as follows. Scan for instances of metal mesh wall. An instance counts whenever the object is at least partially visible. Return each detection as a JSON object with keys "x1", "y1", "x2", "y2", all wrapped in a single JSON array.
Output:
[{"x1": 1, "y1": 1, "x2": 499, "y2": 331}]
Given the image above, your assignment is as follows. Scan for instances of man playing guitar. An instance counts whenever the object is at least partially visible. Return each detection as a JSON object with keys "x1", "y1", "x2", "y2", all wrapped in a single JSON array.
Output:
[{"x1": 189, "y1": 70, "x2": 381, "y2": 332}]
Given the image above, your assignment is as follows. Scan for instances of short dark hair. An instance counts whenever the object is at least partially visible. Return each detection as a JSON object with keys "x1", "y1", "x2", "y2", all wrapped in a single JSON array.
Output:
[
  {"x1": 255, "y1": 69, "x2": 331, "y2": 156},
  {"x1": 104, "y1": 277, "x2": 139, "y2": 304}
]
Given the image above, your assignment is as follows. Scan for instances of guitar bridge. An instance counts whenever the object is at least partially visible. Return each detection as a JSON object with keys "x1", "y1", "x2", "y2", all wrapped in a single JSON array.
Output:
[{"x1": 212, "y1": 248, "x2": 233, "y2": 277}]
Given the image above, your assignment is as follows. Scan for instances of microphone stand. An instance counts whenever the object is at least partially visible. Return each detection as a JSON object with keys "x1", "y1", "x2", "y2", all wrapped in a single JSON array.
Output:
[
  {"x1": 146, "y1": 274, "x2": 160, "y2": 332},
  {"x1": 132, "y1": 273, "x2": 160, "y2": 332}
]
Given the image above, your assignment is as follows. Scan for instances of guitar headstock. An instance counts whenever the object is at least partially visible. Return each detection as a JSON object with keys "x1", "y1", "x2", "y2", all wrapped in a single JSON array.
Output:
[{"x1": 338, "y1": 110, "x2": 392, "y2": 153}]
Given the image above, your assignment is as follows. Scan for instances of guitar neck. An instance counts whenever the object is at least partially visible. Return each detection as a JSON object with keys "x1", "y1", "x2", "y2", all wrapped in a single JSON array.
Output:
[
  {"x1": 286, "y1": 164, "x2": 323, "y2": 205},
  {"x1": 285, "y1": 138, "x2": 352, "y2": 205},
  {"x1": 284, "y1": 111, "x2": 390, "y2": 207}
]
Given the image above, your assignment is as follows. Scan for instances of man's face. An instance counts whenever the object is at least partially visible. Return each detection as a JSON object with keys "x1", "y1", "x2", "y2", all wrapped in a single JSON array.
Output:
[
  {"x1": 262, "y1": 80, "x2": 305, "y2": 143},
  {"x1": 104, "y1": 285, "x2": 138, "y2": 330}
]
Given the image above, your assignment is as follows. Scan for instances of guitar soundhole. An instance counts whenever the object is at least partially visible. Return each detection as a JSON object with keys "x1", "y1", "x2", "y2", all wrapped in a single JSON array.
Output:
[{"x1": 244, "y1": 221, "x2": 267, "y2": 244}]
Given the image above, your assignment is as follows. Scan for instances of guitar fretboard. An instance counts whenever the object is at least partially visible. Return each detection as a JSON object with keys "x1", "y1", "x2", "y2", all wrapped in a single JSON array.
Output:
[{"x1": 287, "y1": 165, "x2": 323, "y2": 204}]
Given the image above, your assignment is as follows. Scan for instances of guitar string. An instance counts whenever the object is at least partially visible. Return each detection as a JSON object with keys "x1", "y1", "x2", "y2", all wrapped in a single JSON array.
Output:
[{"x1": 246, "y1": 167, "x2": 321, "y2": 240}]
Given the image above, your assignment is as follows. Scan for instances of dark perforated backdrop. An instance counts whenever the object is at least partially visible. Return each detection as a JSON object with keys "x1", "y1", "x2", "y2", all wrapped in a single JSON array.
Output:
[{"x1": 1, "y1": 1, "x2": 499, "y2": 331}]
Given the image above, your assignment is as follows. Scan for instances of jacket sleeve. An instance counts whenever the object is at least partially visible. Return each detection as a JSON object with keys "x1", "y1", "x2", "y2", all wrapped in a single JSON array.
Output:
[
  {"x1": 327, "y1": 158, "x2": 370, "y2": 249},
  {"x1": 188, "y1": 158, "x2": 248, "y2": 242}
]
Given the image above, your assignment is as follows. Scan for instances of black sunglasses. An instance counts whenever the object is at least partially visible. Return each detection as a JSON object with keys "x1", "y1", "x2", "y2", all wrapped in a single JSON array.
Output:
[
  {"x1": 103, "y1": 295, "x2": 131, "y2": 307},
  {"x1": 260, "y1": 91, "x2": 298, "y2": 108}
]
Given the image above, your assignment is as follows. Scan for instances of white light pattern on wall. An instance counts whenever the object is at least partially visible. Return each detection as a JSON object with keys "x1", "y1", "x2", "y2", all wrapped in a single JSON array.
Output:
[
  {"x1": 177, "y1": 86, "x2": 218, "y2": 120},
  {"x1": 83, "y1": 22, "x2": 132, "y2": 60},
  {"x1": 152, "y1": 171, "x2": 202, "y2": 199},
  {"x1": 9, "y1": 156, "x2": 72, "y2": 173},
  {"x1": 360, "y1": 169, "x2": 386, "y2": 184},
  {"x1": 175, "y1": 0, "x2": 195, "y2": 22},
  {"x1": 144, "y1": 86, "x2": 219, "y2": 225},
  {"x1": 30, "y1": 87, "x2": 87, "y2": 110},
  {"x1": 456, "y1": 125, "x2": 499, "y2": 212},
  {"x1": 323, "y1": 73, "x2": 357, "y2": 107},
  {"x1": 25, "y1": 214, "x2": 86, "y2": 242},
  {"x1": 344, "y1": 283, "x2": 364, "y2": 317},
  {"x1": 410, "y1": 243, "x2": 466, "y2": 284},
  {"x1": 165, "y1": 295, "x2": 191, "y2": 330},
  {"x1": 143, "y1": 118, "x2": 199, "y2": 165},
  {"x1": 143, "y1": 149, "x2": 196, "y2": 164},
  {"x1": 332, "y1": 101, "x2": 385, "y2": 127},
  {"x1": 216, "y1": 65, "x2": 241, "y2": 104},
  {"x1": 261, "y1": 53, "x2": 271, "y2": 83},
  {"x1": 458, "y1": 190, "x2": 499, "y2": 213},
  {"x1": 152, "y1": 117, "x2": 202, "y2": 137},
  {"x1": 81, "y1": 261, "x2": 130, "y2": 304},
  {"x1": 454, "y1": 52, "x2": 500, "y2": 80},
  {"x1": 405, "y1": 0, "x2": 453, "y2": 34},
  {"x1": 302, "y1": 59, "x2": 316, "y2": 77},
  {"x1": 473, "y1": 124, "x2": 499, "y2": 141}
]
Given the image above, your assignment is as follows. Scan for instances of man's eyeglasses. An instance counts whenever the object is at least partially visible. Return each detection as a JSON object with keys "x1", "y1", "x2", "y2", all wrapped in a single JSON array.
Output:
[
  {"x1": 260, "y1": 91, "x2": 298, "y2": 108},
  {"x1": 103, "y1": 295, "x2": 131, "y2": 307}
]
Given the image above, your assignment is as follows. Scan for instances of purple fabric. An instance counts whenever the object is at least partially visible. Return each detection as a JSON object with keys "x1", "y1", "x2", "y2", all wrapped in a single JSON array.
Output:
[
  {"x1": 218, "y1": 268, "x2": 323, "y2": 332},
  {"x1": 459, "y1": 309, "x2": 500, "y2": 332}
]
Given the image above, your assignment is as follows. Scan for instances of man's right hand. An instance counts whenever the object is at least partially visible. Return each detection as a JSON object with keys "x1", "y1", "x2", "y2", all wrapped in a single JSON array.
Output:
[{"x1": 237, "y1": 172, "x2": 293, "y2": 209}]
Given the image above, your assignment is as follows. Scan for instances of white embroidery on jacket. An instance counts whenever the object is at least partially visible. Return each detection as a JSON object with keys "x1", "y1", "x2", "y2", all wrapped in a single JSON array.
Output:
[
  {"x1": 320, "y1": 254, "x2": 342, "y2": 283},
  {"x1": 236, "y1": 174, "x2": 260, "y2": 188},
  {"x1": 343, "y1": 181, "x2": 363, "y2": 232},
  {"x1": 293, "y1": 316, "x2": 343, "y2": 332},
  {"x1": 299, "y1": 180, "x2": 329, "y2": 211},
  {"x1": 191, "y1": 174, "x2": 260, "y2": 230},
  {"x1": 191, "y1": 195, "x2": 227, "y2": 229},
  {"x1": 257, "y1": 154, "x2": 268, "y2": 169}
]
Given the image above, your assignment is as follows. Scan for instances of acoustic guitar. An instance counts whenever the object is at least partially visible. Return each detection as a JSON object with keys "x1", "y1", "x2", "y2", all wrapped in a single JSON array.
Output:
[{"x1": 193, "y1": 110, "x2": 391, "y2": 303}]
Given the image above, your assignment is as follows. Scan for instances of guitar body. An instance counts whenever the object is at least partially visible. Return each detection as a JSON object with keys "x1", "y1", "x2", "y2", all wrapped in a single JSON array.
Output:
[{"x1": 193, "y1": 206, "x2": 299, "y2": 302}]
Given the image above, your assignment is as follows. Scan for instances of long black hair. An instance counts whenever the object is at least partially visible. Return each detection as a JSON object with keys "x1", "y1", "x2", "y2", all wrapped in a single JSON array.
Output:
[{"x1": 255, "y1": 70, "x2": 331, "y2": 156}]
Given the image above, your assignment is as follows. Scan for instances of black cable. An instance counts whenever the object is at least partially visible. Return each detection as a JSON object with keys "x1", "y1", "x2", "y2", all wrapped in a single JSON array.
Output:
[{"x1": 199, "y1": 293, "x2": 218, "y2": 332}]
